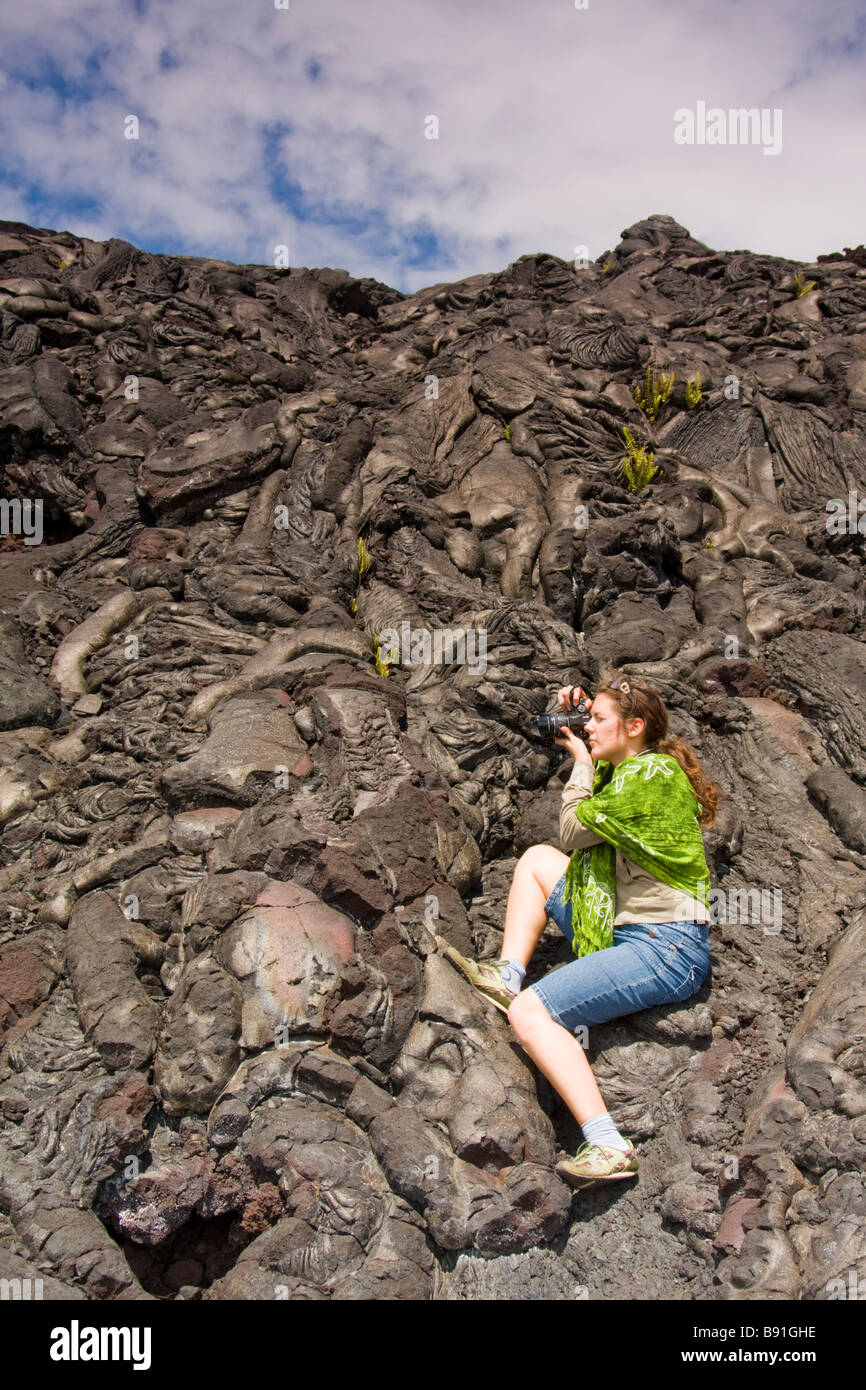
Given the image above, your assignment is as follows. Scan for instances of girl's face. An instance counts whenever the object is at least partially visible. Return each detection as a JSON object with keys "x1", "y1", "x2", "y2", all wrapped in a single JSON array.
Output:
[{"x1": 585, "y1": 691, "x2": 646, "y2": 765}]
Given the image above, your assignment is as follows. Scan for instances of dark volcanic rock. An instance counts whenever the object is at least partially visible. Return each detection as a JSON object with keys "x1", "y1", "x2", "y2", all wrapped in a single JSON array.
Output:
[
  {"x1": 1, "y1": 213, "x2": 866, "y2": 1301},
  {"x1": 0, "y1": 613, "x2": 61, "y2": 729}
]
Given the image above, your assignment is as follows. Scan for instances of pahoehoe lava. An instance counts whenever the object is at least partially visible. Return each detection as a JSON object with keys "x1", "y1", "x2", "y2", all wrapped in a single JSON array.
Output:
[{"x1": 1, "y1": 213, "x2": 865, "y2": 1300}]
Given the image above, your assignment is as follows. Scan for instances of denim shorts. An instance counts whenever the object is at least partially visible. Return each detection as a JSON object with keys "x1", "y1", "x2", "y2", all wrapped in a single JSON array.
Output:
[{"x1": 528, "y1": 869, "x2": 711, "y2": 1033}]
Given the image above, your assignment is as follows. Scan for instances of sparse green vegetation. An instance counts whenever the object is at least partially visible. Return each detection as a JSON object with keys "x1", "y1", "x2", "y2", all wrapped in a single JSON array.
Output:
[
  {"x1": 621, "y1": 426, "x2": 659, "y2": 493},
  {"x1": 685, "y1": 373, "x2": 703, "y2": 408},
  {"x1": 504, "y1": 423, "x2": 511, "y2": 441},
  {"x1": 373, "y1": 638, "x2": 391, "y2": 677},
  {"x1": 350, "y1": 536, "x2": 372, "y2": 616},
  {"x1": 793, "y1": 270, "x2": 816, "y2": 297},
  {"x1": 634, "y1": 363, "x2": 675, "y2": 422}
]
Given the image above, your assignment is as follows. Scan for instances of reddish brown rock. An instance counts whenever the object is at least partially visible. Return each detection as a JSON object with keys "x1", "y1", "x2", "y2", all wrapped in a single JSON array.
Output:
[{"x1": 0, "y1": 945, "x2": 56, "y2": 1032}]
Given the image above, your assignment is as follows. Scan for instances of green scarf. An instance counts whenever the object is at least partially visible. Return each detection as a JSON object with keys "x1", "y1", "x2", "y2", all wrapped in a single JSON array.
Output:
[{"x1": 563, "y1": 751, "x2": 711, "y2": 958}]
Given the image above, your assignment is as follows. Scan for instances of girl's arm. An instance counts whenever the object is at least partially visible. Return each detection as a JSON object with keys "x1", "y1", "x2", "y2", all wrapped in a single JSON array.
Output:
[{"x1": 560, "y1": 758, "x2": 605, "y2": 851}]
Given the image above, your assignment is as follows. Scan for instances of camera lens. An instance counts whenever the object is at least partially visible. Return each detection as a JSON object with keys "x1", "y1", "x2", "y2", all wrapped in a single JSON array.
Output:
[{"x1": 535, "y1": 698, "x2": 589, "y2": 739}]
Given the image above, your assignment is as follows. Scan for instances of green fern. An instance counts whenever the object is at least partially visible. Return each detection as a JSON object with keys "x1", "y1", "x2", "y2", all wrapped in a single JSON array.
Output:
[
  {"x1": 503, "y1": 423, "x2": 511, "y2": 441},
  {"x1": 350, "y1": 537, "x2": 372, "y2": 614},
  {"x1": 793, "y1": 270, "x2": 816, "y2": 298},
  {"x1": 685, "y1": 373, "x2": 703, "y2": 408},
  {"x1": 373, "y1": 638, "x2": 391, "y2": 677},
  {"x1": 621, "y1": 427, "x2": 658, "y2": 493},
  {"x1": 634, "y1": 363, "x2": 675, "y2": 422}
]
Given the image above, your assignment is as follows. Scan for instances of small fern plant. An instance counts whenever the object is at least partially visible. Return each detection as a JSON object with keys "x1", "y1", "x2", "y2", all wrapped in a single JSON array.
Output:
[
  {"x1": 621, "y1": 427, "x2": 659, "y2": 493},
  {"x1": 373, "y1": 638, "x2": 391, "y2": 677},
  {"x1": 793, "y1": 270, "x2": 816, "y2": 297},
  {"x1": 685, "y1": 373, "x2": 703, "y2": 407},
  {"x1": 634, "y1": 363, "x2": 675, "y2": 422},
  {"x1": 350, "y1": 536, "x2": 372, "y2": 615}
]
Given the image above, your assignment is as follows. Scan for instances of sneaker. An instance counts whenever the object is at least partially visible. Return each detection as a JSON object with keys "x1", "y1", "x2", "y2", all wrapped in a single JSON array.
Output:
[
  {"x1": 438, "y1": 941, "x2": 516, "y2": 1015},
  {"x1": 555, "y1": 1140, "x2": 639, "y2": 1190}
]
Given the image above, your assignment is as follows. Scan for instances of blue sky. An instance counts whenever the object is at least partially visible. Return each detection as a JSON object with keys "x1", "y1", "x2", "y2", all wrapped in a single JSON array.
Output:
[{"x1": 0, "y1": 0, "x2": 864, "y2": 293}]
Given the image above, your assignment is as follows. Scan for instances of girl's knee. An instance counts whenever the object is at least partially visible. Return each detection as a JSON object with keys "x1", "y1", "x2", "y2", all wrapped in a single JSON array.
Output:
[
  {"x1": 517, "y1": 845, "x2": 546, "y2": 873},
  {"x1": 517, "y1": 843, "x2": 568, "y2": 893},
  {"x1": 507, "y1": 988, "x2": 552, "y2": 1040}
]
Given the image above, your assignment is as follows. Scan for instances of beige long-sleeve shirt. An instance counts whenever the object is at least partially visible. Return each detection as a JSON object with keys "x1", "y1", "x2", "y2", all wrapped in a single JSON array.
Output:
[{"x1": 559, "y1": 758, "x2": 711, "y2": 926}]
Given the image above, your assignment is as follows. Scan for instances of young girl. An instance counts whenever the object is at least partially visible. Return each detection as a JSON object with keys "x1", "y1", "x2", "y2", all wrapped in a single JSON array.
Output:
[{"x1": 443, "y1": 674, "x2": 719, "y2": 1191}]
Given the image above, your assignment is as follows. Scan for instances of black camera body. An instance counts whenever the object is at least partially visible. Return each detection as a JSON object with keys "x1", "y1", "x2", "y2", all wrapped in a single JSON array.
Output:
[{"x1": 535, "y1": 694, "x2": 591, "y2": 740}]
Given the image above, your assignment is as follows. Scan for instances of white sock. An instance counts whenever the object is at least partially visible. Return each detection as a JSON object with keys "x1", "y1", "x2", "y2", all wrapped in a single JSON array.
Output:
[
  {"x1": 497, "y1": 957, "x2": 526, "y2": 991},
  {"x1": 580, "y1": 1110, "x2": 630, "y2": 1151}
]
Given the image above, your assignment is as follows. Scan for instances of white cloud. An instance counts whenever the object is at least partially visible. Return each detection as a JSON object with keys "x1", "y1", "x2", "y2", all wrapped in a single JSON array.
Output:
[{"x1": 0, "y1": 0, "x2": 864, "y2": 292}]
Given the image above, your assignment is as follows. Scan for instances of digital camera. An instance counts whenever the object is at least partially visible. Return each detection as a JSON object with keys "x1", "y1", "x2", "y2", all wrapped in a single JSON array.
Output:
[{"x1": 535, "y1": 694, "x2": 591, "y2": 740}]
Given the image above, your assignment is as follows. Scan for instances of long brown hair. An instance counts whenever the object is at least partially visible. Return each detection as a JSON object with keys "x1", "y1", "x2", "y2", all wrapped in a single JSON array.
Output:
[{"x1": 595, "y1": 673, "x2": 720, "y2": 826}]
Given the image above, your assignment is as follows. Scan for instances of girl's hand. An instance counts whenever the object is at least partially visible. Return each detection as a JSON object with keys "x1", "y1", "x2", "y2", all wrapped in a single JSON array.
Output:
[
  {"x1": 557, "y1": 684, "x2": 592, "y2": 713},
  {"x1": 554, "y1": 684, "x2": 593, "y2": 761},
  {"x1": 555, "y1": 724, "x2": 593, "y2": 764}
]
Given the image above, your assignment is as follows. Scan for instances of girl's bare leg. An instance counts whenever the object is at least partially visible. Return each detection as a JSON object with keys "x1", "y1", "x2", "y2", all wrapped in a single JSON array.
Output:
[
  {"x1": 501, "y1": 845, "x2": 569, "y2": 969},
  {"x1": 507, "y1": 989, "x2": 606, "y2": 1124},
  {"x1": 502, "y1": 845, "x2": 608, "y2": 1126}
]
